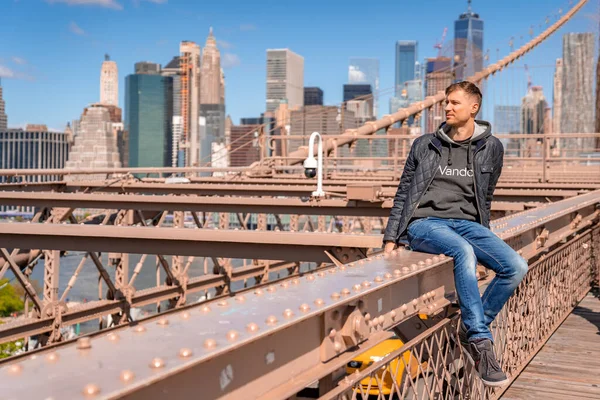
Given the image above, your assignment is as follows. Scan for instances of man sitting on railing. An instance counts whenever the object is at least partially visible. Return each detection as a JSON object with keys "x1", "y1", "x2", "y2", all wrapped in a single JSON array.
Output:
[{"x1": 383, "y1": 81, "x2": 528, "y2": 387}]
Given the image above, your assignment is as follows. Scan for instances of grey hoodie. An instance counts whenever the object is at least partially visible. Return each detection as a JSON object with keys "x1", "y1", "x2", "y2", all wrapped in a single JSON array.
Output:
[{"x1": 412, "y1": 120, "x2": 492, "y2": 222}]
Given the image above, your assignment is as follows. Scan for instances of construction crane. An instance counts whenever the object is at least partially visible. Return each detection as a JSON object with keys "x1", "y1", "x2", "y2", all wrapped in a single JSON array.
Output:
[{"x1": 434, "y1": 27, "x2": 448, "y2": 57}]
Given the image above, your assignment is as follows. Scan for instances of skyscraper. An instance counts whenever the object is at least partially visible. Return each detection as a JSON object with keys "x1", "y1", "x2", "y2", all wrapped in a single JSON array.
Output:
[
  {"x1": 348, "y1": 58, "x2": 379, "y2": 115},
  {"x1": 304, "y1": 87, "x2": 323, "y2": 106},
  {"x1": 494, "y1": 105, "x2": 520, "y2": 133},
  {"x1": 266, "y1": 49, "x2": 304, "y2": 113},
  {"x1": 425, "y1": 57, "x2": 452, "y2": 132},
  {"x1": 180, "y1": 41, "x2": 201, "y2": 167},
  {"x1": 200, "y1": 28, "x2": 223, "y2": 105},
  {"x1": 454, "y1": 1, "x2": 484, "y2": 81},
  {"x1": 521, "y1": 86, "x2": 547, "y2": 134},
  {"x1": 0, "y1": 78, "x2": 7, "y2": 130},
  {"x1": 135, "y1": 62, "x2": 161, "y2": 75},
  {"x1": 395, "y1": 41, "x2": 418, "y2": 96},
  {"x1": 100, "y1": 54, "x2": 119, "y2": 106},
  {"x1": 343, "y1": 84, "x2": 372, "y2": 102},
  {"x1": 200, "y1": 28, "x2": 226, "y2": 170},
  {"x1": 560, "y1": 33, "x2": 595, "y2": 152},
  {"x1": 162, "y1": 57, "x2": 183, "y2": 166},
  {"x1": 65, "y1": 104, "x2": 122, "y2": 180},
  {"x1": 552, "y1": 59, "x2": 563, "y2": 134},
  {"x1": 125, "y1": 72, "x2": 173, "y2": 168}
]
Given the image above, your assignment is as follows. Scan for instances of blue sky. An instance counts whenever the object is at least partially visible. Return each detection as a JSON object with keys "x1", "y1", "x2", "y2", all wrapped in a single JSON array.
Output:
[{"x1": 0, "y1": 0, "x2": 598, "y2": 131}]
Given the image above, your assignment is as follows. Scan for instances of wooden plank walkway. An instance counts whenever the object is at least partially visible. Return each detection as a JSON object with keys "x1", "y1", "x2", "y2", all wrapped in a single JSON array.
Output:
[{"x1": 503, "y1": 291, "x2": 600, "y2": 399}]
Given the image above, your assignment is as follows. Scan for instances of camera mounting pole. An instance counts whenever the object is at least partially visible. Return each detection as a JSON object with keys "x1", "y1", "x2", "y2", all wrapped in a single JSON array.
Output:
[{"x1": 303, "y1": 131, "x2": 325, "y2": 198}]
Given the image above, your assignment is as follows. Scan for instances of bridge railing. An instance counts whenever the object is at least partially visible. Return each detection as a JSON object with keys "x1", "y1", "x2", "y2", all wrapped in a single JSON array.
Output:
[{"x1": 0, "y1": 191, "x2": 598, "y2": 399}]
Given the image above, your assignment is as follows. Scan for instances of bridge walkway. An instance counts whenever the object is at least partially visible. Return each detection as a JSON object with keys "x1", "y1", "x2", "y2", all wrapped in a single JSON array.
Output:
[{"x1": 503, "y1": 291, "x2": 600, "y2": 399}]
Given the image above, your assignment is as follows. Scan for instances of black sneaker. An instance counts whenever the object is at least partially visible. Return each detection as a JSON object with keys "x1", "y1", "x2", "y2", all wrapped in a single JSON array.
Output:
[{"x1": 469, "y1": 339, "x2": 509, "y2": 387}]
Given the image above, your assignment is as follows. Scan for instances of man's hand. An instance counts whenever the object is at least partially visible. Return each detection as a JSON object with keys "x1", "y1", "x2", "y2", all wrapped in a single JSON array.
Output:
[{"x1": 384, "y1": 242, "x2": 396, "y2": 253}]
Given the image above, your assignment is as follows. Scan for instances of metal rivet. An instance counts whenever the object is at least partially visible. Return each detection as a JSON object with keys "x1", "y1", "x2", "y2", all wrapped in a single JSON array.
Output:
[
  {"x1": 204, "y1": 339, "x2": 217, "y2": 349},
  {"x1": 328, "y1": 329, "x2": 337, "y2": 338},
  {"x1": 426, "y1": 258, "x2": 433, "y2": 265},
  {"x1": 82, "y1": 384, "x2": 100, "y2": 397},
  {"x1": 331, "y1": 292, "x2": 341, "y2": 300},
  {"x1": 390, "y1": 310, "x2": 397, "y2": 319},
  {"x1": 280, "y1": 281, "x2": 289, "y2": 288},
  {"x1": 410, "y1": 264, "x2": 418, "y2": 271},
  {"x1": 120, "y1": 370, "x2": 135, "y2": 383},
  {"x1": 292, "y1": 278, "x2": 300, "y2": 285},
  {"x1": 348, "y1": 262, "x2": 355, "y2": 267},
  {"x1": 341, "y1": 288, "x2": 351, "y2": 296},
  {"x1": 226, "y1": 330, "x2": 240, "y2": 342},
  {"x1": 340, "y1": 265, "x2": 346, "y2": 270},
  {"x1": 365, "y1": 313, "x2": 371, "y2": 321},
  {"x1": 7, "y1": 364, "x2": 22, "y2": 375},
  {"x1": 107, "y1": 333, "x2": 119, "y2": 342},
  {"x1": 393, "y1": 269, "x2": 402, "y2": 276},
  {"x1": 358, "y1": 260, "x2": 365, "y2": 265},
  {"x1": 46, "y1": 353, "x2": 59, "y2": 363},
  {"x1": 401, "y1": 304, "x2": 408, "y2": 312},
  {"x1": 412, "y1": 299, "x2": 418, "y2": 307},
  {"x1": 254, "y1": 289, "x2": 264, "y2": 295},
  {"x1": 266, "y1": 286, "x2": 276, "y2": 293},
  {"x1": 353, "y1": 284, "x2": 362, "y2": 292},
  {"x1": 179, "y1": 348, "x2": 193, "y2": 358},
  {"x1": 217, "y1": 300, "x2": 228, "y2": 307},
  {"x1": 384, "y1": 272, "x2": 393, "y2": 280},
  {"x1": 418, "y1": 261, "x2": 425, "y2": 266},
  {"x1": 157, "y1": 318, "x2": 169, "y2": 326},
  {"x1": 149, "y1": 358, "x2": 165, "y2": 369},
  {"x1": 374, "y1": 276, "x2": 383, "y2": 283},
  {"x1": 299, "y1": 303, "x2": 311, "y2": 312},
  {"x1": 76, "y1": 337, "x2": 92, "y2": 350},
  {"x1": 235, "y1": 295, "x2": 246, "y2": 302},
  {"x1": 181, "y1": 312, "x2": 191, "y2": 320},
  {"x1": 334, "y1": 341, "x2": 343, "y2": 352},
  {"x1": 266, "y1": 315, "x2": 278, "y2": 325},
  {"x1": 362, "y1": 280, "x2": 371, "y2": 288},
  {"x1": 433, "y1": 256, "x2": 440, "y2": 262},
  {"x1": 283, "y1": 309, "x2": 294, "y2": 318},
  {"x1": 200, "y1": 305, "x2": 211, "y2": 314},
  {"x1": 318, "y1": 271, "x2": 325, "y2": 277},
  {"x1": 328, "y1": 268, "x2": 337, "y2": 274},
  {"x1": 403, "y1": 266, "x2": 411, "y2": 273},
  {"x1": 246, "y1": 323, "x2": 259, "y2": 333},
  {"x1": 307, "y1": 274, "x2": 315, "y2": 281},
  {"x1": 314, "y1": 298, "x2": 325, "y2": 307},
  {"x1": 133, "y1": 325, "x2": 146, "y2": 333}
]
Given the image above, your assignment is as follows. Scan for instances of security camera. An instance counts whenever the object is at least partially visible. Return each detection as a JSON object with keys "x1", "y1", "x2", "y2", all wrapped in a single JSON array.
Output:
[
  {"x1": 304, "y1": 168, "x2": 317, "y2": 179},
  {"x1": 303, "y1": 156, "x2": 317, "y2": 179}
]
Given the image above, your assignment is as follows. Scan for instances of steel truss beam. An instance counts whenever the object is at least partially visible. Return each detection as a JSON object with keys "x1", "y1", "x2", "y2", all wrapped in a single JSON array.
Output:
[{"x1": 0, "y1": 190, "x2": 555, "y2": 215}]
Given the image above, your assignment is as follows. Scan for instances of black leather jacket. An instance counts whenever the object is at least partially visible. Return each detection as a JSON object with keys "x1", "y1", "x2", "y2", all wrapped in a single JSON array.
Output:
[{"x1": 383, "y1": 131, "x2": 504, "y2": 244}]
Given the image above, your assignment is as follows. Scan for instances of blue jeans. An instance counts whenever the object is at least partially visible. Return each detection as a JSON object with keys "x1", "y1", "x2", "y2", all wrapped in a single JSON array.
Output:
[{"x1": 407, "y1": 217, "x2": 528, "y2": 341}]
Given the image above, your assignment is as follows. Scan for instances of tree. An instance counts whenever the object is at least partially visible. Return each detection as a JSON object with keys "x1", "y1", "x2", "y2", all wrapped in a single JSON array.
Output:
[{"x1": 0, "y1": 279, "x2": 24, "y2": 317}]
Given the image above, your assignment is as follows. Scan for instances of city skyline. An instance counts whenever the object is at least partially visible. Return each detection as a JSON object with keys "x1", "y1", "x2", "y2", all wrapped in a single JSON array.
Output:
[{"x1": 0, "y1": 0, "x2": 597, "y2": 131}]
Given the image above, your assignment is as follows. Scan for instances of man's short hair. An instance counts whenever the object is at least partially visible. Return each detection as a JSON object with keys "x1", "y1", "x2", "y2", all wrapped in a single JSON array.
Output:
[{"x1": 445, "y1": 81, "x2": 483, "y2": 115}]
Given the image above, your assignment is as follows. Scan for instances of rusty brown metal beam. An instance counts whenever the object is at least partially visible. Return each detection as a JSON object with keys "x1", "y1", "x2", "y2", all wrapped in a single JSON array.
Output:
[
  {"x1": 0, "y1": 223, "x2": 378, "y2": 263},
  {"x1": 0, "y1": 190, "x2": 546, "y2": 215}
]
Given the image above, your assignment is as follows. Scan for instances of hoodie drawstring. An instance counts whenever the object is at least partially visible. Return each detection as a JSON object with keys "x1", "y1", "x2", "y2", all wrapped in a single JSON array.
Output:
[
  {"x1": 467, "y1": 140, "x2": 472, "y2": 169},
  {"x1": 447, "y1": 145, "x2": 452, "y2": 166}
]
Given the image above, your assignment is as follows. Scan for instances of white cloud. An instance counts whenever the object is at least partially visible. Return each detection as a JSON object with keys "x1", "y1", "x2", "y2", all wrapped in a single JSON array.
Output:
[
  {"x1": 0, "y1": 65, "x2": 16, "y2": 79},
  {"x1": 0, "y1": 64, "x2": 33, "y2": 81},
  {"x1": 69, "y1": 21, "x2": 86, "y2": 36},
  {"x1": 217, "y1": 40, "x2": 233, "y2": 50},
  {"x1": 239, "y1": 24, "x2": 256, "y2": 31},
  {"x1": 348, "y1": 65, "x2": 367, "y2": 83},
  {"x1": 46, "y1": 0, "x2": 123, "y2": 10},
  {"x1": 222, "y1": 53, "x2": 240, "y2": 69},
  {"x1": 11, "y1": 56, "x2": 26, "y2": 65}
]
